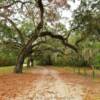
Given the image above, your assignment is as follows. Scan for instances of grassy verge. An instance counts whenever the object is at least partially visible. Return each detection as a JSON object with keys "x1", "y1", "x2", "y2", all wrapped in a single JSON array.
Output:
[
  {"x1": 53, "y1": 66, "x2": 100, "y2": 81},
  {"x1": 0, "y1": 66, "x2": 14, "y2": 75},
  {"x1": 0, "y1": 66, "x2": 31, "y2": 75}
]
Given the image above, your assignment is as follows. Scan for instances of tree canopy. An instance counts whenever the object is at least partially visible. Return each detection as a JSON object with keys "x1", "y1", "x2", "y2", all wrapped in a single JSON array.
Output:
[{"x1": 0, "y1": 0, "x2": 100, "y2": 73}]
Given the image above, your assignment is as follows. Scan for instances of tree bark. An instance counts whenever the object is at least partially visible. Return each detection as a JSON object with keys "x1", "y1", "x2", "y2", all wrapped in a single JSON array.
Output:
[
  {"x1": 15, "y1": 53, "x2": 25, "y2": 73},
  {"x1": 14, "y1": 0, "x2": 78, "y2": 73},
  {"x1": 14, "y1": 0, "x2": 44, "y2": 73},
  {"x1": 27, "y1": 55, "x2": 34, "y2": 68}
]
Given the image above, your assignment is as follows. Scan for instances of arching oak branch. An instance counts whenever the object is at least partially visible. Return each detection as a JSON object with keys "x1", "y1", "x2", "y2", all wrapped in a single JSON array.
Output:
[{"x1": 39, "y1": 31, "x2": 78, "y2": 52}]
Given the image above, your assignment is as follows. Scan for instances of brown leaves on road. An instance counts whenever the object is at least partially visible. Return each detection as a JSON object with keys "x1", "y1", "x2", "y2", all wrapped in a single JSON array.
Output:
[
  {"x1": 0, "y1": 72, "x2": 40, "y2": 100},
  {"x1": 0, "y1": 67, "x2": 100, "y2": 100}
]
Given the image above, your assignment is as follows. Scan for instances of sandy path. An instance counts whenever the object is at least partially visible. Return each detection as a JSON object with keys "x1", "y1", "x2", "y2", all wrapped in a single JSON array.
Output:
[{"x1": 14, "y1": 67, "x2": 85, "y2": 100}]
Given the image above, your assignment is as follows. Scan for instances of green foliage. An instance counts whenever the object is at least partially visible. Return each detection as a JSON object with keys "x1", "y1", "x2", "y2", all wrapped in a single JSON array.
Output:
[
  {"x1": 68, "y1": 0, "x2": 100, "y2": 68},
  {"x1": 72, "y1": 0, "x2": 100, "y2": 40},
  {"x1": 0, "y1": 48, "x2": 17, "y2": 66},
  {"x1": 0, "y1": 0, "x2": 100, "y2": 69}
]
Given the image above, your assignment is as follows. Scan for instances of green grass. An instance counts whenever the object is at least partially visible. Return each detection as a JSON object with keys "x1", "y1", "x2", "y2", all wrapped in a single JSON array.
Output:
[
  {"x1": 0, "y1": 66, "x2": 29, "y2": 75},
  {"x1": 0, "y1": 66, "x2": 14, "y2": 75},
  {"x1": 53, "y1": 66, "x2": 100, "y2": 81}
]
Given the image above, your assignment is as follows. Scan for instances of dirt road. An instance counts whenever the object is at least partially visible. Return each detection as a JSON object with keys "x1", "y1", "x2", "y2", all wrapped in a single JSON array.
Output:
[{"x1": 14, "y1": 67, "x2": 85, "y2": 100}]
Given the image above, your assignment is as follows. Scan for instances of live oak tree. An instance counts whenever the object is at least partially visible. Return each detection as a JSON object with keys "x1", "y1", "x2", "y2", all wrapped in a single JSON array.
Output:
[
  {"x1": 0, "y1": 0, "x2": 78, "y2": 73},
  {"x1": 0, "y1": 0, "x2": 99, "y2": 73},
  {"x1": 71, "y1": 0, "x2": 100, "y2": 43},
  {"x1": 0, "y1": 0, "x2": 100, "y2": 73},
  {"x1": 70, "y1": 0, "x2": 100, "y2": 75}
]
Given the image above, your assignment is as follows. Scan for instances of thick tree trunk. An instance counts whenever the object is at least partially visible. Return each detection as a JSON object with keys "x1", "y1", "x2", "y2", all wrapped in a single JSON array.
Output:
[
  {"x1": 14, "y1": 0, "x2": 44, "y2": 73},
  {"x1": 15, "y1": 53, "x2": 25, "y2": 73},
  {"x1": 15, "y1": 44, "x2": 33, "y2": 73},
  {"x1": 48, "y1": 55, "x2": 52, "y2": 65}
]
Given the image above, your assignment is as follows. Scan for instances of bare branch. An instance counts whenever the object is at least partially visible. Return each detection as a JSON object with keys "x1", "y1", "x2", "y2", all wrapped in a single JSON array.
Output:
[
  {"x1": 40, "y1": 31, "x2": 78, "y2": 52},
  {"x1": 6, "y1": 18, "x2": 25, "y2": 45},
  {"x1": 2, "y1": 40, "x2": 22, "y2": 49},
  {"x1": 75, "y1": 37, "x2": 85, "y2": 46}
]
